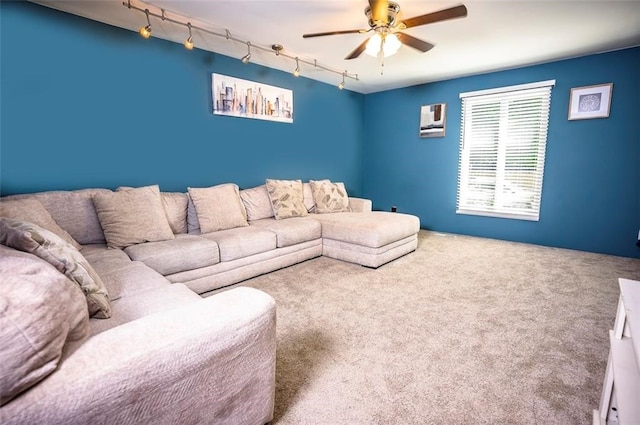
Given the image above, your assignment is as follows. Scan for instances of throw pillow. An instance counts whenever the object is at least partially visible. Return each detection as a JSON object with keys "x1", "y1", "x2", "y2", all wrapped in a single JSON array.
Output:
[
  {"x1": 309, "y1": 180, "x2": 351, "y2": 214},
  {"x1": 187, "y1": 184, "x2": 249, "y2": 233},
  {"x1": 0, "y1": 245, "x2": 89, "y2": 406},
  {"x1": 240, "y1": 185, "x2": 274, "y2": 221},
  {"x1": 118, "y1": 187, "x2": 188, "y2": 235},
  {"x1": 92, "y1": 184, "x2": 175, "y2": 249},
  {"x1": 0, "y1": 198, "x2": 81, "y2": 250},
  {"x1": 265, "y1": 179, "x2": 309, "y2": 220},
  {"x1": 0, "y1": 218, "x2": 112, "y2": 319}
]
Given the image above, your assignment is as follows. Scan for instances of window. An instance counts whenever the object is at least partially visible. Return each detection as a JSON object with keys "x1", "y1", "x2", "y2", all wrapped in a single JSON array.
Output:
[{"x1": 457, "y1": 80, "x2": 555, "y2": 221}]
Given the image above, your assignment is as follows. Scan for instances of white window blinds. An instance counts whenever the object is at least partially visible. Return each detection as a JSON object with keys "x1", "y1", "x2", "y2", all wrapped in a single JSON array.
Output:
[{"x1": 457, "y1": 80, "x2": 555, "y2": 221}]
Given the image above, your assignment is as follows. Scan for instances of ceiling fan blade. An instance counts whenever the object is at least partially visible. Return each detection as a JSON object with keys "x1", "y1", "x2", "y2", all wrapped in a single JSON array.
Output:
[
  {"x1": 398, "y1": 4, "x2": 467, "y2": 29},
  {"x1": 368, "y1": 0, "x2": 390, "y2": 25},
  {"x1": 303, "y1": 29, "x2": 367, "y2": 38},
  {"x1": 396, "y1": 32, "x2": 434, "y2": 53},
  {"x1": 345, "y1": 38, "x2": 370, "y2": 60}
]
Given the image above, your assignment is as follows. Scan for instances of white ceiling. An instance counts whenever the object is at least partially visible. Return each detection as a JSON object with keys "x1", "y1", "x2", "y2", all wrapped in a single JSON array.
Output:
[{"x1": 34, "y1": 0, "x2": 640, "y2": 94}]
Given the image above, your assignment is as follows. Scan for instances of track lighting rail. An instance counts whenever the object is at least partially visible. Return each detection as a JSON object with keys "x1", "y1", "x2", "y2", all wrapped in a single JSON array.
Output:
[{"x1": 123, "y1": 0, "x2": 358, "y2": 88}]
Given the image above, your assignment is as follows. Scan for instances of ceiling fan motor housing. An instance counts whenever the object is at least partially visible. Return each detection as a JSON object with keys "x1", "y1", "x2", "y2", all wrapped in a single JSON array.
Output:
[{"x1": 365, "y1": 1, "x2": 401, "y2": 27}]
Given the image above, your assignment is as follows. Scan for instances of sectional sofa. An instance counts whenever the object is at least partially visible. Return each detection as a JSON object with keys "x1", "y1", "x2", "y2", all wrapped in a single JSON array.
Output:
[{"x1": 0, "y1": 179, "x2": 420, "y2": 424}]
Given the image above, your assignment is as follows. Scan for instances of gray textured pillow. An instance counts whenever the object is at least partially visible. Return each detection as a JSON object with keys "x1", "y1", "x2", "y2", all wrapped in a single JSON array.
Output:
[
  {"x1": 310, "y1": 180, "x2": 351, "y2": 214},
  {"x1": 240, "y1": 185, "x2": 274, "y2": 221},
  {"x1": 265, "y1": 179, "x2": 309, "y2": 220},
  {"x1": 92, "y1": 185, "x2": 175, "y2": 249},
  {"x1": 0, "y1": 218, "x2": 112, "y2": 319},
  {"x1": 0, "y1": 198, "x2": 81, "y2": 250},
  {"x1": 117, "y1": 187, "x2": 188, "y2": 235},
  {"x1": 188, "y1": 184, "x2": 249, "y2": 233},
  {"x1": 0, "y1": 245, "x2": 89, "y2": 406},
  {"x1": 187, "y1": 196, "x2": 201, "y2": 234}
]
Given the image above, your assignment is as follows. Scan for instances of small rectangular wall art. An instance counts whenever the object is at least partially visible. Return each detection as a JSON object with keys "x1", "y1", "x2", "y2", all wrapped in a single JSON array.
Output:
[
  {"x1": 212, "y1": 73, "x2": 293, "y2": 123},
  {"x1": 419, "y1": 103, "x2": 446, "y2": 137},
  {"x1": 568, "y1": 83, "x2": 613, "y2": 120}
]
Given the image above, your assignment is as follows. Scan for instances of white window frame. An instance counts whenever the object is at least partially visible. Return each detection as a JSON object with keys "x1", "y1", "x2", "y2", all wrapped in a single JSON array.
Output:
[{"x1": 457, "y1": 80, "x2": 555, "y2": 221}]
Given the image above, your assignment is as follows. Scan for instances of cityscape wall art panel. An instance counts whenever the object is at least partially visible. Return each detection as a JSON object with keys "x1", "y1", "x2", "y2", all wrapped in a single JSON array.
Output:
[{"x1": 212, "y1": 73, "x2": 293, "y2": 123}]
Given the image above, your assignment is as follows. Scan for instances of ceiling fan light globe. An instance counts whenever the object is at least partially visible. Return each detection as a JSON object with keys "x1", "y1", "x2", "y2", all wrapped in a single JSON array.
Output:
[
  {"x1": 383, "y1": 33, "x2": 401, "y2": 57},
  {"x1": 365, "y1": 33, "x2": 382, "y2": 57}
]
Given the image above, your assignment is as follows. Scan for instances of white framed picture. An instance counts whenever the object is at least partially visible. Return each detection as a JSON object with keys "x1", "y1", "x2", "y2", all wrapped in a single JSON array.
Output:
[
  {"x1": 568, "y1": 83, "x2": 613, "y2": 120},
  {"x1": 212, "y1": 73, "x2": 293, "y2": 123},
  {"x1": 419, "y1": 103, "x2": 446, "y2": 138}
]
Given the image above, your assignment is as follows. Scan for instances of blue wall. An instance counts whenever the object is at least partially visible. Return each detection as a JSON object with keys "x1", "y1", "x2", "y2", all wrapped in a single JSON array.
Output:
[
  {"x1": 0, "y1": 2, "x2": 365, "y2": 195},
  {"x1": 363, "y1": 47, "x2": 640, "y2": 258},
  {"x1": 1, "y1": 2, "x2": 638, "y2": 258}
]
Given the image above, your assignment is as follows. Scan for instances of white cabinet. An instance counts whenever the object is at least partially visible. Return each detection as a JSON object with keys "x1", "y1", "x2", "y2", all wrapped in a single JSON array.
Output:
[{"x1": 594, "y1": 278, "x2": 640, "y2": 425}]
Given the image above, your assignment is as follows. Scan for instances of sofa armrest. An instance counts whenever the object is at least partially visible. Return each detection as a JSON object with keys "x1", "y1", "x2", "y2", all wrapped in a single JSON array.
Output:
[
  {"x1": 1, "y1": 287, "x2": 276, "y2": 425},
  {"x1": 349, "y1": 197, "x2": 372, "y2": 213}
]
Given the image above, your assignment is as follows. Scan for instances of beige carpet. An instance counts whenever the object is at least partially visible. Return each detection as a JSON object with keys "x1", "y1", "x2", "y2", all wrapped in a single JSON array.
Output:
[{"x1": 241, "y1": 230, "x2": 640, "y2": 424}]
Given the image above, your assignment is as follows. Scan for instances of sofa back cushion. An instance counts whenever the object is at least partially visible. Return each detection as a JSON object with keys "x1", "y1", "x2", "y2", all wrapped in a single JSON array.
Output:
[
  {"x1": 187, "y1": 184, "x2": 249, "y2": 233},
  {"x1": 240, "y1": 185, "x2": 274, "y2": 221},
  {"x1": 0, "y1": 198, "x2": 82, "y2": 249},
  {"x1": 0, "y1": 245, "x2": 89, "y2": 406},
  {"x1": 161, "y1": 192, "x2": 189, "y2": 234},
  {"x1": 92, "y1": 185, "x2": 175, "y2": 249},
  {"x1": 3, "y1": 189, "x2": 112, "y2": 245}
]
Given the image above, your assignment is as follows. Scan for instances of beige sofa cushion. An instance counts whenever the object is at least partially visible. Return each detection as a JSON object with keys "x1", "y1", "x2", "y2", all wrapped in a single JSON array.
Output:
[
  {"x1": 312, "y1": 211, "x2": 421, "y2": 248},
  {"x1": 88, "y1": 283, "x2": 202, "y2": 337},
  {"x1": 0, "y1": 246, "x2": 89, "y2": 406},
  {"x1": 265, "y1": 179, "x2": 308, "y2": 220},
  {"x1": 0, "y1": 218, "x2": 112, "y2": 318},
  {"x1": 188, "y1": 184, "x2": 249, "y2": 233},
  {"x1": 92, "y1": 185, "x2": 175, "y2": 249},
  {"x1": 0, "y1": 198, "x2": 81, "y2": 249},
  {"x1": 201, "y1": 226, "x2": 276, "y2": 262},
  {"x1": 249, "y1": 217, "x2": 322, "y2": 248},
  {"x1": 240, "y1": 185, "x2": 274, "y2": 221},
  {"x1": 124, "y1": 234, "x2": 220, "y2": 276},
  {"x1": 118, "y1": 187, "x2": 188, "y2": 235},
  {"x1": 5, "y1": 189, "x2": 112, "y2": 245},
  {"x1": 310, "y1": 180, "x2": 351, "y2": 213}
]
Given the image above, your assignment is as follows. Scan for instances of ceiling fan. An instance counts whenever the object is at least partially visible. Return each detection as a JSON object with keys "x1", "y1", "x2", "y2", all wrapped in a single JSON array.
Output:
[{"x1": 303, "y1": 0, "x2": 468, "y2": 60}]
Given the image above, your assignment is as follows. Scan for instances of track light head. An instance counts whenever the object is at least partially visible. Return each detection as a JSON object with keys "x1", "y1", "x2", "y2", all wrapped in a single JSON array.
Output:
[
  {"x1": 184, "y1": 23, "x2": 194, "y2": 50},
  {"x1": 139, "y1": 24, "x2": 152, "y2": 39},
  {"x1": 293, "y1": 57, "x2": 300, "y2": 77},
  {"x1": 272, "y1": 44, "x2": 283, "y2": 56},
  {"x1": 139, "y1": 9, "x2": 152, "y2": 39},
  {"x1": 184, "y1": 36, "x2": 194, "y2": 50},
  {"x1": 338, "y1": 72, "x2": 346, "y2": 90},
  {"x1": 241, "y1": 41, "x2": 251, "y2": 64}
]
